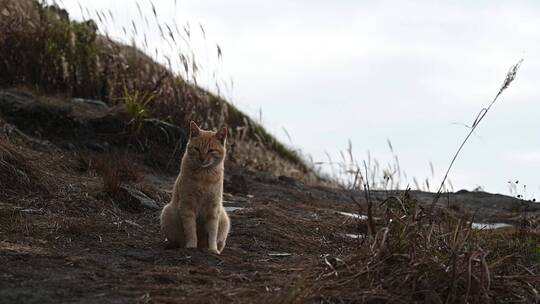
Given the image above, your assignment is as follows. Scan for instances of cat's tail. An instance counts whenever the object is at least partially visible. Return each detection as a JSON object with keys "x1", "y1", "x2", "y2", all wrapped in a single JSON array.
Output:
[
  {"x1": 160, "y1": 203, "x2": 183, "y2": 247},
  {"x1": 217, "y1": 209, "x2": 230, "y2": 253}
]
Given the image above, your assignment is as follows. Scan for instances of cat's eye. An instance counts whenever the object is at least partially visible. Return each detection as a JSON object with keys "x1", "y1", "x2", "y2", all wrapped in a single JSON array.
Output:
[
  {"x1": 209, "y1": 149, "x2": 219, "y2": 153},
  {"x1": 192, "y1": 147, "x2": 200, "y2": 152}
]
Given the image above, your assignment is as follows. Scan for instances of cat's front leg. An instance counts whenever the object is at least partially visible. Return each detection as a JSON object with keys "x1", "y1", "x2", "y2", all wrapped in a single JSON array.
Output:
[
  {"x1": 205, "y1": 215, "x2": 220, "y2": 254},
  {"x1": 180, "y1": 212, "x2": 197, "y2": 248}
]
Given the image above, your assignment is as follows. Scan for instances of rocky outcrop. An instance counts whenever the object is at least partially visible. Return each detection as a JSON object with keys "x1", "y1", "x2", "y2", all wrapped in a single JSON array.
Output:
[{"x1": 0, "y1": 89, "x2": 187, "y2": 169}]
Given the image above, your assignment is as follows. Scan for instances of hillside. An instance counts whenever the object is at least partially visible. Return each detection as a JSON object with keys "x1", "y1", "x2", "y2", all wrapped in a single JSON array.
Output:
[
  {"x1": 0, "y1": 1, "x2": 539, "y2": 303},
  {"x1": 0, "y1": 89, "x2": 539, "y2": 303},
  {"x1": 0, "y1": 0, "x2": 317, "y2": 182}
]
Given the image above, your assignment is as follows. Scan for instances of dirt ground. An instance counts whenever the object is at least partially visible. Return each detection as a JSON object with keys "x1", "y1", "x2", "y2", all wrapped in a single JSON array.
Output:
[
  {"x1": 0, "y1": 163, "x2": 370, "y2": 303},
  {"x1": 0, "y1": 89, "x2": 539, "y2": 303}
]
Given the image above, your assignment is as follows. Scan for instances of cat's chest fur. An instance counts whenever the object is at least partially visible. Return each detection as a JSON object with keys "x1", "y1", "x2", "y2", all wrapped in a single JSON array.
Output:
[{"x1": 177, "y1": 171, "x2": 222, "y2": 210}]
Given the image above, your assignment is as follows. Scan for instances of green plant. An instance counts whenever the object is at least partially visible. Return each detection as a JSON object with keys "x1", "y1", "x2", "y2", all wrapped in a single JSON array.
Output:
[{"x1": 121, "y1": 86, "x2": 154, "y2": 135}]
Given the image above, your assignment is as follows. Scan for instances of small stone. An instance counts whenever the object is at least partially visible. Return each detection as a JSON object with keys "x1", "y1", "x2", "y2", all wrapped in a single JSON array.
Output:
[
  {"x1": 72, "y1": 98, "x2": 109, "y2": 108},
  {"x1": 278, "y1": 175, "x2": 298, "y2": 186},
  {"x1": 118, "y1": 186, "x2": 160, "y2": 211}
]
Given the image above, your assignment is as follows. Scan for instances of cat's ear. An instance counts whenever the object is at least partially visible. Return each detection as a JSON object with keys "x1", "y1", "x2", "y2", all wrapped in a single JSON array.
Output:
[
  {"x1": 215, "y1": 127, "x2": 227, "y2": 144},
  {"x1": 189, "y1": 121, "x2": 200, "y2": 138}
]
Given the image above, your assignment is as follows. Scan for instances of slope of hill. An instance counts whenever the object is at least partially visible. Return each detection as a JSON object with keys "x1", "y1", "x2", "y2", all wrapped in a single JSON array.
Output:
[
  {"x1": 0, "y1": 0, "x2": 318, "y2": 182},
  {"x1": 0, "y1": 85, "x2": 539, "y2": 304}
]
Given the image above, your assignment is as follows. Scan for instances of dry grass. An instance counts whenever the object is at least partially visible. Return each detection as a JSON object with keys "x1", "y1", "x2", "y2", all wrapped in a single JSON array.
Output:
[
  {"x1": 0, "y1": 135, "x2": 47, "y2": 194},
  {"x1": 0, "y1": 0, "x2": 313, "y2": 180},
  {"x1": 271, "y1": 197, "x2": 540, "y2": 303},
  {"x1": 318, "y1": 139, "x2": 446, "y2": 193},
  {"x1": 227, "y1": 131, "x2": 321, "y2": 184},
  {"x1": 93, "y1": 155, "x2": 144, "y2": 195}
]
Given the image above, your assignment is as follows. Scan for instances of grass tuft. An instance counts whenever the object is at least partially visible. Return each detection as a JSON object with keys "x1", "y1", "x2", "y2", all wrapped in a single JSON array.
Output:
[
  {"x1": 0, "y1": 135, "x2": 47, "y2": 194},
  {"x1": 273, "y1": 196, "x2": 540, "y2": 303}
]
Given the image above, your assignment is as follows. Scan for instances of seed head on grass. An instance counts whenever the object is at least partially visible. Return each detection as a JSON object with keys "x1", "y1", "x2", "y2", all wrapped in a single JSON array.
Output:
[{"x1": 429, "y1": 59, "x2": 524, "y2": 217}]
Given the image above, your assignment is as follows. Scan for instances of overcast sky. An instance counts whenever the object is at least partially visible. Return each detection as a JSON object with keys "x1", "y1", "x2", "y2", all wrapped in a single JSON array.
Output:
[{"x1": 65, "y1": 0, "x2": 540, "y2": 196}]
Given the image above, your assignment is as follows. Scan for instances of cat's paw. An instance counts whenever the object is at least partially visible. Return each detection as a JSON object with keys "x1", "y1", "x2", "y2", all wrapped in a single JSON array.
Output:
[{"x1": 207, "y1": 248, "x2": 220, "y2": 255}]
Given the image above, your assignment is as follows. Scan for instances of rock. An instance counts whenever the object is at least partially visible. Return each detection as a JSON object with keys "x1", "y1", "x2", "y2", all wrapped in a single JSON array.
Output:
[
  {"x1": 72, "y1": 98, "x2": 109, "y2": 108},
  {"x1": 254, "y1": 173, "x2": 279, "y2": 184},
  {"x1": 118, "y1": 186, "x2": 160, "y2": 211},
  {"x1": 17, "y1": 208, "x2": 45, "y2": 214},
  {"x1": 0, "y1": 90, "x2": 79, "y2": 137},
  {"x1": 278, "y1": 175, "x2": 299, "y2": 186},
  {"x1": 143, "y1": 118, "x2": 182, "y2": 132},
  {"x1": 268, "y1": 253, "x2": 292, "y2": 257},
  {"x1": 85, "y1": 142, "x2": 109, "y2": 152},
  {"x1": 224, "y1": 171, "x2": 249, "y2": 194},
  {"x1": 0, "y1": 90, "x2": 35, "y2": 109},
  {"x1": 224, "y1": 206, "x2": 245, "y2": 212},
  {"x1": 142, "y1": 118, "x2": 187, "y2": 146},
  {"x1": 0, "y1": 89, "x2": 187, "y2": 171}
]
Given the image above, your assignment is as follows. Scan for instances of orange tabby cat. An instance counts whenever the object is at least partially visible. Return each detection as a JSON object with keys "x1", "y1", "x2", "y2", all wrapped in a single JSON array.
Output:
[{"x1": 160, "y1": 121, "x2": 230, "y2": 254}]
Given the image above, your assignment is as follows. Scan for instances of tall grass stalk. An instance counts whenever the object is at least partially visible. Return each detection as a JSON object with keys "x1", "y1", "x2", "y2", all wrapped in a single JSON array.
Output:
[{"x1": 428, "y1": 59, "x2": 524, "y2": 217}]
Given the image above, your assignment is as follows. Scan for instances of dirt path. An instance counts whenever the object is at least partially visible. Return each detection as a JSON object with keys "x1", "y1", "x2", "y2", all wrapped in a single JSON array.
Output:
[{"x1": 0, "y1": 167, "x2": 364, "y2": 303}]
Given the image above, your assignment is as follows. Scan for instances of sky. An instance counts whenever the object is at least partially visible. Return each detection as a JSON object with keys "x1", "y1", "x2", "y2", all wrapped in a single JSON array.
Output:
[{"x1": 63, "y1": 0, "x2": 540, "y2": 196}]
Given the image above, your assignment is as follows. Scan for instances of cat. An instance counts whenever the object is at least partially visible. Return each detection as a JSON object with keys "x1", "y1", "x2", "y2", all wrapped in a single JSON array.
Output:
[{"x1": 160, "y1": 121, "x2": 230, "y2": 254}]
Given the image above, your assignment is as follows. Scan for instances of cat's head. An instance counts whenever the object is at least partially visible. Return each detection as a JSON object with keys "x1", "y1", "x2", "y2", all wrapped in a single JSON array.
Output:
[{"x1": 184, "y1": 121, "x2": 227, "y2": 168}]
